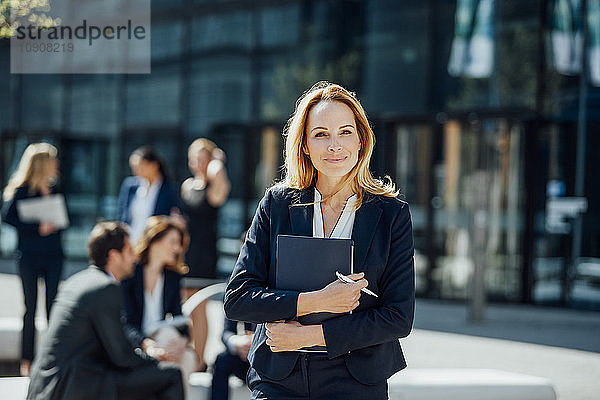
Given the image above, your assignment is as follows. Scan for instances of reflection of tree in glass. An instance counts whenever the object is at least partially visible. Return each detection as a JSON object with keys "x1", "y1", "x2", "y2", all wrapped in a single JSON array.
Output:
[
  {"x1": 448, "y1": 17, "x2": 553, "y2": 111},
  {"x1": 1, "y1": 0, "x2": 59, "y2": 38},
  {"x1": 263, "y1": 51, "x2": 360, "y2": 120}
]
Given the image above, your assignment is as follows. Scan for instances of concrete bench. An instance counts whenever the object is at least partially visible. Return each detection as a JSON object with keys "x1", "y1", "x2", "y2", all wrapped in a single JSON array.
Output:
[
  {"x1": 0, "y1": 369, "x2": 556, "y2": 400},
  {"x1": 2, "y1": 373, "x2": 248, "y2": 400},
  {"x1": 0, "y1": 317, "x2": 46, "y2": 362},
  {"x1": 188, "y1": 368, "x2": 556, "y2": 400},
  {"x1": 0, "y1": 369, "x2": 250, "y2": 400},
  {"x1": 188, "y1": 372, "x2": 249, "y2": 400},
  {"x1": 389, "y1": 368, "x2": 556, "y2": 400},
  {"x1": 0, "y1": 377, "x2": 29, "y2": 399}
]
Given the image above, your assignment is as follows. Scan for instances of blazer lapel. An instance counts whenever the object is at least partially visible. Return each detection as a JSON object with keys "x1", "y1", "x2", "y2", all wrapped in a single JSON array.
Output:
[
  {"x1": 352, "y1": 196, "x2": 382, "y2": 270},
  {"x1": 162, "y1": 271, "x2": 168, "y2": 316},
  {"x1": 289, "y1": 188, "x2": 313, "y2": 236},
  {"x1": 154, "y1": 181, "x2": 165, "y2": 215},
  {"x1": 135, "y1": 266, "x2": 145, "y2": 323}
]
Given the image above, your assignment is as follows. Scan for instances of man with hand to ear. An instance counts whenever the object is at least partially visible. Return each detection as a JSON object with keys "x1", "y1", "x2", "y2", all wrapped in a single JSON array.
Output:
[{"x1": 26, "y1": 222, "x2": 184, "y2": 400}]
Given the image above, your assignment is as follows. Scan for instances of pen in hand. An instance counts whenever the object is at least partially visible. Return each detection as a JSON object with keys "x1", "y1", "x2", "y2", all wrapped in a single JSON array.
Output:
[{"x1": 335, "y1": 271, "x2": 379, "y2": 298}]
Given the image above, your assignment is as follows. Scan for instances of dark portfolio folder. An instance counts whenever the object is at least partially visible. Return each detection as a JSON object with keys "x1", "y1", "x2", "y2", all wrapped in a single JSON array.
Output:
[{"x1": 275, "y1": 234, "x2": 354, "y2": 326}]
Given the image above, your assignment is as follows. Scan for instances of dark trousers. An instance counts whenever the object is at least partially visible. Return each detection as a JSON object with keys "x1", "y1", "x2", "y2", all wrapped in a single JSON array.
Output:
[
  {"x1": 115, "y1": 362, "x2": 184, "y2": 400},
  {"x1": 18, "y1": 251, "x2": 63, "y2": 361},
  {"x1": 211, "y1": 351, "x2": 250, "y2": 400},
  {"x1": 248, "y1": 353, "x2": 388, "y2": 400}
]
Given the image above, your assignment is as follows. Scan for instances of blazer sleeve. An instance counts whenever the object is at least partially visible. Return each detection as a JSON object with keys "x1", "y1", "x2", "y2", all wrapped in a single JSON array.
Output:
[
  {"x1": 1, "y1": 187, "x2": 40, "y2": 236},
  {"x1": 120, "y1": 277, "x2": 146, "y2": 348},
  {"x1": 321, "y1": 203, "x2": 415, "y2": 358},
  {"x1": 91, "y1": 284, "x2": 152, "y2": 368},
  {"x1": 154, "y1": 181, "x2": 181, "y2": 216},
  {"x1": 224, "y1": 189, "x2": 300, "y2": 324},
  {"x1": 166, "y1": 182, "x2": 182, "y2": 214},
  {"x1": 164, "y1": 271, "x2": 189, "y2": 338},
  {"x1": 117, "y1": 178, "x2": 134, "y2": 223},
  {"x1": 53, "y1": 186, "x2": 69, "y2": 233}
]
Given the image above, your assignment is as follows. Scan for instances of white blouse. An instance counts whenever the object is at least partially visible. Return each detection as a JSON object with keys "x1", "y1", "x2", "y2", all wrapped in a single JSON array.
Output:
[
  {"x1": 313, "y1": 188, "x2": 357, "y2": 239},
  {"x1": 308, "y1": 188, "x2": 357, "y2": 353},
  {"x1": 129, "y1": 178, "x2": 162, "y2": 244},
  {"x1": 142, "y1": 273, "x2": 164, "y2": 336}
]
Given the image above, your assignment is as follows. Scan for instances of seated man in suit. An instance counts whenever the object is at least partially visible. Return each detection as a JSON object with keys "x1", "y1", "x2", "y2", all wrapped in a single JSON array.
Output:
[
  {"x1": 27, "y1": 222, "x2": 184, "y2": 400},
  {"x1": 211, "y1": 317, "x2": 255, "y2": 400}
]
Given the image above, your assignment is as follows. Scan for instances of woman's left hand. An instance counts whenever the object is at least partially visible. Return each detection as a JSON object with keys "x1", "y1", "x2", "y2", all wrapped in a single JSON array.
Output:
[{"x1": 265, "y1": 321, "x2": 324, "y2": 352}]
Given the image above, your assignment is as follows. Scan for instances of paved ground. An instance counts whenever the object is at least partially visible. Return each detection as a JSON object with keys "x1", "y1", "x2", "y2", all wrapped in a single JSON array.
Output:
[{"x1": 1, "y1": 258, "x2": 599, "y2": 400}]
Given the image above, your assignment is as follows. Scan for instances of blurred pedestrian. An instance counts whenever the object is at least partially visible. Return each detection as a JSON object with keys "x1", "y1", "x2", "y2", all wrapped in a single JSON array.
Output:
[
  {"x1": 2, "y1": 142, "x2": 64, "y2": 377},
  {"x1": 27, "y1": 221, "x2": 184, "y2": 400},
  {"x1": 118, "y1": 146, "x2": 182, "y2": 244},
  {"x1": 117, "y1": 150, "x2": 142, "y2": 220},
  {"x1": 211, "y1": 317, "x2": 254, "y2": 400},
  {"x1": 180, "y1": 138, "x2": 230, "y2": 371},
  {"x1": 121, "y1": 216, "x2": 197, "y2": 394},
  {"x1": 224, "y1": 82, "x2": 415, "y2": 399}
]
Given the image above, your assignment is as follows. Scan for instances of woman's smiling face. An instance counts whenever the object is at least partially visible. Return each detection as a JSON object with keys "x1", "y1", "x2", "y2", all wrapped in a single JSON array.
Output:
[
  {"x1": 304, "y1": 100, "x2": 361, "y2": 181},
  {"x1": 150, "y1": 228, "x2": 183, "y2": 267}
]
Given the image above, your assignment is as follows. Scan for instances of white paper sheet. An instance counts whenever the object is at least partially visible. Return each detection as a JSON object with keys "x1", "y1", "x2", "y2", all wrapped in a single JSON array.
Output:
[{"x1": 16, "y1": 194, "x2": 70, "y2": 229}]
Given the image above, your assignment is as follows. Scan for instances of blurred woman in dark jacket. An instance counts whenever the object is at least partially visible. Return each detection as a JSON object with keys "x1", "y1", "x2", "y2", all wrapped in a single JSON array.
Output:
[
  {"x1": 117, "y1": 147, "x2": 182, "y2": 244},
  {"x1": 2, "y1": 143, "x2": 64, "y2": 376},
  {"x1": 121, "y1": 216, "x2": 197, "y2": 393}
]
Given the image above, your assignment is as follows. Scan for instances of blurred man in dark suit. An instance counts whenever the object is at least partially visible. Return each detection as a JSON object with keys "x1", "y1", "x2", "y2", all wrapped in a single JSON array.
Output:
[{"x1": 27, "y1": 222, "x2": 184, "y2": 400}]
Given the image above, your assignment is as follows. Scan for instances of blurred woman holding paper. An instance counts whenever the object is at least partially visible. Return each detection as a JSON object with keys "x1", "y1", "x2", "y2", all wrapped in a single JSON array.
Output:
[
  {"x1": 224, "y1": 82, "x2": 415, "y2": 399},
  {"x1": 2, "y1": 143, "x2": 64, "y2": 376}
]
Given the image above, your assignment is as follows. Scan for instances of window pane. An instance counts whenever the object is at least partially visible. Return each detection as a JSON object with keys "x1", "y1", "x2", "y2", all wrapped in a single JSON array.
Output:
[
  {"x1": 21, "y1": 76, "x2": 64, "y2": 131},
  {"x1": 362, "y1": 0, "x2": 429, "y2": 114},
  {"x1": 70, "y1": 76, "x2": 119, "y2": 136},
  {"x1": 126, "y1": 66, "x2": 181, "y2": 127},
  {"x1": 192, "y1": 12, "x2": 252, "y2": 51},
  {"x1": 188, "y1": 56, "x2": 251, "y2": 134},
  {"x1": 152, "y1": 22, "x2": 184, "y2": 60},
  {"x1": 260, "y1": 5, "x2": 300, "y2": 48}
]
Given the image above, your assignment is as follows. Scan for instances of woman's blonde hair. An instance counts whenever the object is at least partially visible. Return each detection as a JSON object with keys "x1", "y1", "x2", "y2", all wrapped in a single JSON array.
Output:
[
  {"x1": 134, "y1": 216, "x2": 190, "y2": 275},
  {"x1": 282, "y1": 81, "x2": 398, "y2": 207},
  {"x1": 3, "y1": 142, "x2": 58, "y2": 201}
]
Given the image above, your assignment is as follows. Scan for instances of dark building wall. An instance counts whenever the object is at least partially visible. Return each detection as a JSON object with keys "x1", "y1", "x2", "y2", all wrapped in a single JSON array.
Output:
[{"x1": 1, "y1": 0, "x2": 599, "y2": 309}]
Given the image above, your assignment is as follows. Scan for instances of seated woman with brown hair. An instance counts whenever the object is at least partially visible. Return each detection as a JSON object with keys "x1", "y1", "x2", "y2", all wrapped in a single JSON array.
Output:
[{"x1": 121, "y1": 216, "x2": 197, "y2": 393}]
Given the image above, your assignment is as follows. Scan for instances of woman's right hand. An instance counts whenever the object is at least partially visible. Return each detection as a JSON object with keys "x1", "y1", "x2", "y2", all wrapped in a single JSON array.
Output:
[
  {"x1": 39, "y1": 222, "x2": 56, "y2": 236},
  {"x1": 296, "y1": 272, "x2": 368, "y2": 317},
  {"x1": 163, "y1": 336, "x2": 187, "y2": 362},
  {"x1": 317, "y1": 273, "x2": 368, "y2": 314}
]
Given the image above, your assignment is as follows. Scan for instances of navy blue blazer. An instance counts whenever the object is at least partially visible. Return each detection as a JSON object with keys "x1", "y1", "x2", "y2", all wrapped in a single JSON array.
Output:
[
  {"x1": 224, "y1": 186, "x2": 415, "y2": 385},
  {"x1": 117, "y1": 177, "x2": 180, "y2": 225},
  {"x1": 1, "y1": 184, "x2": 64, "y2": 256},
  {"x1": 121, "y1": 263, "x2": 188, "y2": 347}
]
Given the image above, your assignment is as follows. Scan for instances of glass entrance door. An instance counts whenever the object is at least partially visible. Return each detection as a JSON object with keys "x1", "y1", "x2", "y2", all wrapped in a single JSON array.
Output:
[
  {"x1": 392, "y1": 118, "x2": 526, "y2": 301},
  {"x1": 432, "y1": 118, "x2": 525, "y2": 301}
]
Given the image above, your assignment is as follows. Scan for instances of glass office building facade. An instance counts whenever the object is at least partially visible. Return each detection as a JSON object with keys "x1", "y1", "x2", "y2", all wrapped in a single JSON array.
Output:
[{"x1": 1, "y1": 0, "x2": 599, "y2": 309}]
